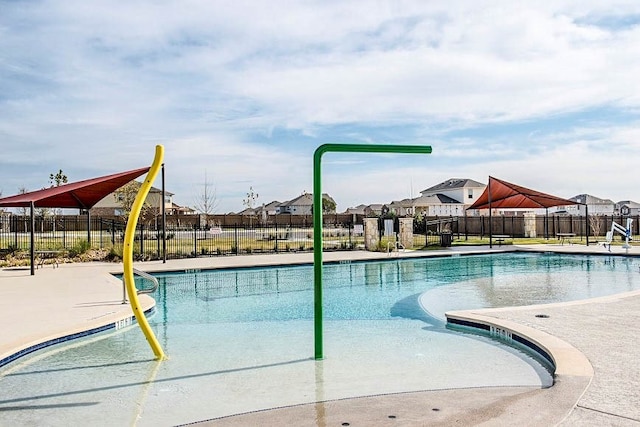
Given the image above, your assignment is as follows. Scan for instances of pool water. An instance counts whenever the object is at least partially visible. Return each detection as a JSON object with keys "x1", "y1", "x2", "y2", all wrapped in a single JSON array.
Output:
[{"x1": 1, "y1": 253, "x2": 639, "y2": 426}]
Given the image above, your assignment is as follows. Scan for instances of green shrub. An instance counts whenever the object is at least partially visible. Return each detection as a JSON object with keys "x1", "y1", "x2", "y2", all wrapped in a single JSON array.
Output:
[
  {"x1": 106, "y1": 245, "x2": 123, "y2": 262},
  {"x1": 69, "y1": 239, "x2": 91, "y2": 257}
]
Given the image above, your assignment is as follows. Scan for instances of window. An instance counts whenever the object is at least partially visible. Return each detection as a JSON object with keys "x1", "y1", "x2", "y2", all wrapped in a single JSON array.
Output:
[{"x1": 467, "y1": 189, "x2": 473, "y2": 199}]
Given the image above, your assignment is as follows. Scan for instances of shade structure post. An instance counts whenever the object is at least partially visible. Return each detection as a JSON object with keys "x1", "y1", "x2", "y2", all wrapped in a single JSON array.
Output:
[
  {"x1": 162, "y1": 163, "x2": 167, "y2": 263},
  {"x1": 30, "y1": 201, "x2": 35, "y2": 276},
  {"x1": 488, "y1": 176, "x2": 492, "y2": 248}
]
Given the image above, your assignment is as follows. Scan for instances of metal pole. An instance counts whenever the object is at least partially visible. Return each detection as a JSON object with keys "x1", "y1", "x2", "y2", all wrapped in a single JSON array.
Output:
[
  {"x1": 488, "y1": 177, "x2": 492, "y2": 248},
  {"x1": 585, "y1": 204, "x2": 589, "y2": 246},
  {"x1": 313, "y1": 143, "x2": 432, "y2": 360},
  {"x1": 162, "y1": 163, "x2": 167, "y2": 263},
  {"x1": 30, "y1": 201, "x2": 35, "y2": 276}
]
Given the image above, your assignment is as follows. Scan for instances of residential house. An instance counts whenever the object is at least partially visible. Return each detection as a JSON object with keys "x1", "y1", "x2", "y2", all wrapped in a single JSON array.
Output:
[
  {"x1": 565, "y1": 194, "x2": 615, "y2": 216},
  {"x1": 277, "y1": 193, "x2": 336, "y2": 215},
  {"x1": 419, "y1": 178, "x2": 486, "y2": 207},
  {"x1": 412, "y1": 194, "x2": 466, "y2": 216},
  {"x1": 239, "y1": 201, "x2": 281, "y2": 223},
  {"x1": 90, "y1": 182, "x2": 178, "y2": 216},
  {"x1": 387, "y1": 178, "x2": 486, "y2": 217},
  {"x1": 364, "y1": 204, "x2": 385, "y2": 217},
  {"x1": 616, "y1": 200, "x2": 640, "y2": 216},
  {"x1": 343, "y1": 204, "x2": 367, "y2": 215},
  {"x1": 259, "y1": 201, "x2": 281, "y2": 216},
  {"x1": 389, "y1": 198, "x2": 414, "y2": 216}
]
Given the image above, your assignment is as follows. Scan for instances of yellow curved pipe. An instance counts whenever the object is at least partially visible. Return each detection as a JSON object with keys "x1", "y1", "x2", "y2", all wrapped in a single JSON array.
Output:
[{"x1": 123, "y1": 145, "x2": 166, "y2": 360}]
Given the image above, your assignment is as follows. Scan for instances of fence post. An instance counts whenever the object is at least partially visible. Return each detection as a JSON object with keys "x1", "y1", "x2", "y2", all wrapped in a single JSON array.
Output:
[
  {"x1": 140, "y1": 225, "x2": 144, "y2": 257},
  {"x1": 275, "y1": 222, "x2": 278, "y2": 253},
  {"x1": 234, "y1": 225, "x2": 239, "y2": 254},
  {"x1": 193, "y1": 224, "x2": 197, "y2": 257},
  {"x1": 13, "y1": 216, "x2": 18, "y2": 249},
  {"x1": 111, "y1": 219, "x2": 115, "y2": 245}
]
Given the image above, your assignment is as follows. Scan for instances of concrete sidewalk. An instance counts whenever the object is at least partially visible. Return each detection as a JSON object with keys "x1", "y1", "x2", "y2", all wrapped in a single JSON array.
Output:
[{"x1": 1, "y1": 244, "x2": 639, "y2": 425}]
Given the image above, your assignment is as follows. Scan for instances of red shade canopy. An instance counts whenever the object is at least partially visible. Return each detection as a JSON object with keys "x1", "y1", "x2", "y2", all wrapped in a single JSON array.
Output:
[
  {"x1": 0, "y1": 167, "x2": 150, "y2": 209},
  {"x1": 468, "y1": 176, "x2": 579, "y2": 210}
]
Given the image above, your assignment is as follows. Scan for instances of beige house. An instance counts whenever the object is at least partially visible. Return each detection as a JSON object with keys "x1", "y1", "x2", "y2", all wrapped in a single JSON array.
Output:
[
  {"x1": 390, "y1": 194, "x2": 466, "y2": 217},
  {"x1": 90, "y1": 182, "x2": 179, "y2": 216}
]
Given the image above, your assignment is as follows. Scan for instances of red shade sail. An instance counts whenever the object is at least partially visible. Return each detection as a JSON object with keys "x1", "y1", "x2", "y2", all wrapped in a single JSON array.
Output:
[
  {"x1": 0, "y1": 167, "x2": 150, "y2": 209},
  {"x1": 468, "y1": 176, "x2": 579, "y2": 210}
]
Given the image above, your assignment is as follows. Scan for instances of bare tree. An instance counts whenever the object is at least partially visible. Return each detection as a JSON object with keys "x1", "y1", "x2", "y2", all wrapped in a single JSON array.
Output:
[
  {"x1": 193, "y1": 171, "x2": 218, "y2": 215},
  {"x1": 49, "y1": 169, "x2": 68, "y2": 187},
  {"x1": 589, "y1": 213, "x2": 603, "y2": 240},
  {"x1": 242, "y1": 186, "x2": 259, "y2": 226},
  {"x1": 115, "y1": 181, "x2": 156, "y2": 226},
  {"x1": 48, "y1": 170, "x2": 68, "y2": 232},
  {"x1": 17, "y1": 187, "x2": 29, "y2": 216}
]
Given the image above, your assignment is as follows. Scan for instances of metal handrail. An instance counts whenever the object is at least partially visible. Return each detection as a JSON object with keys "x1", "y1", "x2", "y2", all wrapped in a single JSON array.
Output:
[{"x1": 122, "y1": 268, "x2": 159, "y2": 304}]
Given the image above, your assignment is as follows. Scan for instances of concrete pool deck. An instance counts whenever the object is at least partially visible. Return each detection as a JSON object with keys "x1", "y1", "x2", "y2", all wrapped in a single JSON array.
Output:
[{"x1": 1, "y1": 244, "x2": 639, "y2": 425}]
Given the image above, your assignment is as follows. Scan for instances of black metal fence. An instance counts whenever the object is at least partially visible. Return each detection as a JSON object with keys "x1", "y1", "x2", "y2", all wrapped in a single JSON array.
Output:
[
  {"x1": 0, "y1": 216, "x2": 363, "y2": 260},
  {"x1": 1, "y1": 214, "x2": 638, "y2": 260}
]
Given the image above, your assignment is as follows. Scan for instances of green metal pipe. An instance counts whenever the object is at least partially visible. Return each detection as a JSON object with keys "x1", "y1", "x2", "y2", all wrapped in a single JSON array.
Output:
[{"x1": 313, "y1": 143, "x2": 432, "y2": 360}]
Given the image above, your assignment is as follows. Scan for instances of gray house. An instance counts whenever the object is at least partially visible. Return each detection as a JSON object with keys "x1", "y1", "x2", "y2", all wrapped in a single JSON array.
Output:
[
  {"x1": 278, "y1": 193, "x2": 336, "y2": 215},
  {"x1": 616, "y1": 200, "x2": 640, "y2": 216},
  {"x1": 567, "y1": 194, "x2": 615, "y2": 216}
]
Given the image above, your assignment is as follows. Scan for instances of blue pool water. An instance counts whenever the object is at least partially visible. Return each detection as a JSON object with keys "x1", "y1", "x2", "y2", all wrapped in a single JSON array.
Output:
[{"x1": 2, "y1": 252, "x2": 640, "y2": 426}]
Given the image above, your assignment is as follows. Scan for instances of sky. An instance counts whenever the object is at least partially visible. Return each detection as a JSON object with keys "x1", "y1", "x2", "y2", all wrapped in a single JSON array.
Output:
[{"x1": 2, "y1": 1, "x2": 640, "y2": 213}]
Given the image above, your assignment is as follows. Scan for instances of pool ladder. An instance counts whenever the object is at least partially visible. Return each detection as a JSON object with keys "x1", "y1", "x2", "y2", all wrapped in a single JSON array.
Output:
[
  {"x1": 387, "y1": 240, "x2": 405, "y2": 257},
  {"x1": 122, "y1": 268, "x2": 159, "y2": 304}
]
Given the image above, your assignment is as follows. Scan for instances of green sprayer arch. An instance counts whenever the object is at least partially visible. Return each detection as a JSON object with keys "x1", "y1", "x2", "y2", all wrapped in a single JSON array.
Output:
[{"x1": 313, "y1": 143, "x2": 432, "y2": 360}]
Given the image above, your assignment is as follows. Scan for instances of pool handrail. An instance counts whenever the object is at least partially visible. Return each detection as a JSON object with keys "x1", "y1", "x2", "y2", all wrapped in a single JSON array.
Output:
[{"x1": 121, "y1": 268, "x2": 160, "y2": 304}]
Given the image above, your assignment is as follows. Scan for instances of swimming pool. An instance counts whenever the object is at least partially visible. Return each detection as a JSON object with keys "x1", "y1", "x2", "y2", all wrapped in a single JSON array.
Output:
[{"x1": 1, "y1": 252, "x2": 639, "y2": 426}]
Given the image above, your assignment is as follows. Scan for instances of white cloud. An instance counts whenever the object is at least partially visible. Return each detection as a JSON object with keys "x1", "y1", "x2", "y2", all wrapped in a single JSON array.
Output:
[{"x1": 2, "y1": 1, "x2": 640, "y2": 212}]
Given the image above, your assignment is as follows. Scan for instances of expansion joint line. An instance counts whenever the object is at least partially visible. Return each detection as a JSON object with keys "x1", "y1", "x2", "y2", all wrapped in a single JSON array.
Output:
[{"x1": 576, "y1": 404, "x2": 640, "y2": 423}]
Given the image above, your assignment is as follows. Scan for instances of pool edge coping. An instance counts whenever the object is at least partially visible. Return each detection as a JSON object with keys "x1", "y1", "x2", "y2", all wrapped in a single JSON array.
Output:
[{"x1": 0, "y1": 298, "x2": 156, "y2": 369}]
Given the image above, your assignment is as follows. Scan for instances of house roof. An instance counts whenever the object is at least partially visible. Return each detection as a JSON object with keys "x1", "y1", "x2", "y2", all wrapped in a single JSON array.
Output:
[
  {"x1": 469, "y1": 176, "x2": 579, "y2": 210},
  {"x1": 421, "y1": 178, "x2": 485, "y2": 194},
  {"x1": 570, "y1": 194, "x2": 614, "y2": 205},
  {"x1": 413, "y1": 194, "x2": 462, "y2": 205},
  {"x1": 260, "y1": 201, "x2": 281, "y2": 210},
  {"x1": 617, "y1": 200, "x2": 640, "y2": 208},
  {"x1": 280, "y1": 193, "x2": 335, "y2": 207},
  {"x1": 0, "y1": 167, "x2": 151, "y2": 209},
  {"x1": 343, "y1": 204, "x2": 367, "y2": 214}
]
